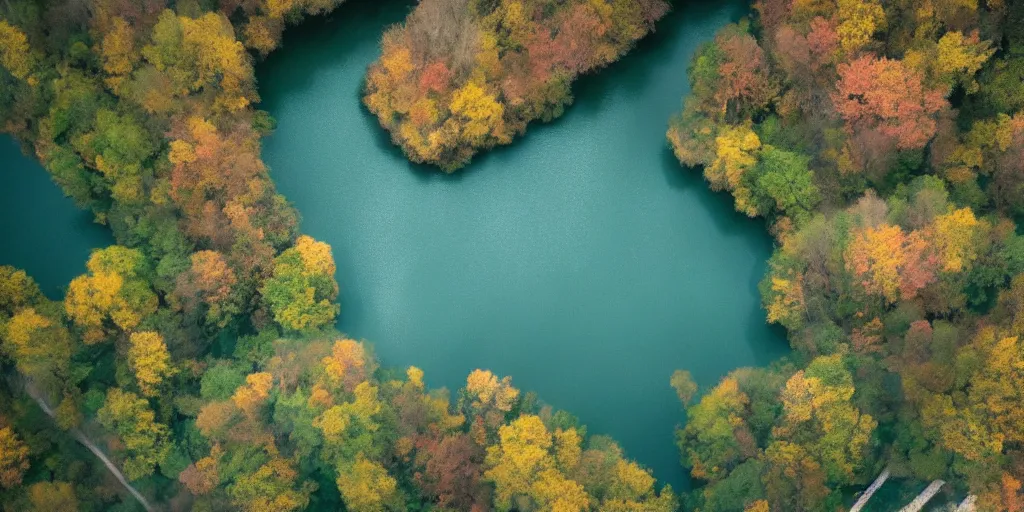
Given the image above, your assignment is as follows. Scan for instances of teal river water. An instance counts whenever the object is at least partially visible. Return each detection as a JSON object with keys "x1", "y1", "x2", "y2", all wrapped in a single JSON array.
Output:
[
  {"x1": 0, "y1": 137, "x2": 112, "y2": 298},
  {"x1": 0, "y1": 0, "x2": 789, "y2": 491},
  {"x1": 257, "y1": 0, "x2": 788, "y2": 489}
]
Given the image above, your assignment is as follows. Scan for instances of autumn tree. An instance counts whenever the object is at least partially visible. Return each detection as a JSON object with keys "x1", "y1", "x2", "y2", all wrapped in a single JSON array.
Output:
[
  {"x1": 929, "y1": 207, "x2": 987, "y2": 273},
  {"x1": 0, "y1": 20, "x2": 35, "y2": 82},
  {"x1": 0, "y1": 426, "x2": 29, "y2": 488},
  {"x1": 232, "y1": 372, "x2": 274, "y2": 418},
  {"x1": 676, "y1": 376, "x2": 755, "y2": 482},
  {"x1": 64, "y1": 246, "x2": 158, "y2": 343},
  {"x1": 96, "y1": 388, "x2": 172, "y2": 480},
  {"x1": 260, "y1": 235, "x2": 339, "y2": 332},
  {"x1": 413, "y1": 433, "x2": 489, "y2": 509},
  {"x1": 174, "y1": 250, "x2": 241, "y2": 327},
  {"x1": 179, "y1": 448, "x2": 221, "y2": 496},
  {"x1": 922, "y1": 329, "x2": 1024, "y2": 463},
  {"x1": 320, "y1": 338, "x2": 375, "y2": 394},
  {"x1": 835, "y1": 0, "x2": 884, "y2": 55},
  {"x1": 142, "y1": 10, "x2": 256, "y2": 111},
  {"x1": 834, "y1": 56, "x2": 946, "y2": 152},
  {"x1": 228, "y1": 457, "x2": 315, "y2": 512},
  {"x1": 99, "y1": 17, "x2": 139, "y2": 93},
  {"x1": 2, "y1": 307, "x2": 74, "y2": 393},
  {"x1": 127, "y1": 331, "x2": 175, "y2": 396},
  {"x1": 762, "y1": 441, "x2": 831, "y2": 511},
  {"x1": 335, "y1": 453, "x2": 402, "y2": 512},
  {"x1": 484, "y1": 414, "x2": 592, "y2": 511},
  {"x1": 0, "y1": 266, "x2": 43, "y2": 314},
  {"x1": 772, "y1": 355, "x2": 876, "y2": 483},
  {"x1": 707, "y1": 124, "x2": 762, "y2": 216},
  {"x1": 845, "y1": 223, "x2": 939, "y2": 302},
  {"x1": 463, "y1": 369, "x2": 520, "y2": 438},
  {"x1": 916, "y1": 31, "x2": 994, "y2": 94},
  {"x1": 713, "y1": 27, "x2": 778, "y2": 120},
  {"x1": 27, "y1": 481, "x2": 79, "y2": 511}
]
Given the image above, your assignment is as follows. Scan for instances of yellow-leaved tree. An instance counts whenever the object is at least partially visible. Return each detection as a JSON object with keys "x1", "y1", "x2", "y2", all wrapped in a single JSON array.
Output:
[
  {"x1": 128, "y1": 331, "x2": 176, "y2": 397},
  {"x1": 484, "y1": 414, "x2": 592, "y2": 511},
  {"x1": 64, "y1": 246, "x2": 157, "y2": 343},
  {"x1": 260, "y1": 235, "x2": 339, "y2": 332},
  {"x1": 0, "y1": 426, "x2": 29, "y2": 488},
  {"x1": 335, "y1": 453, "x2": 401, "y2": 512},
  {"x1": 0, "y1": 20, "x2": 34, "y2": 82}
]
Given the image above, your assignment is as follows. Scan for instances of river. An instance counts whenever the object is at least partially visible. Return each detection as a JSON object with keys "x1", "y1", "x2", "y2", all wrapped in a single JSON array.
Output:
[
  {"x1": 0, "y1": 136, "x2": 111, "y2": 298},
  {"x1": 257, "y1": 0, "x2": 788, "y2": 489}
]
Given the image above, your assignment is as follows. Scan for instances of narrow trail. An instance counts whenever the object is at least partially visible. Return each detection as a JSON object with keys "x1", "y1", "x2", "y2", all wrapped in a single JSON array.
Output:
[{"x1": 25, "y1": 385, "x2": 155, "y2": 512}]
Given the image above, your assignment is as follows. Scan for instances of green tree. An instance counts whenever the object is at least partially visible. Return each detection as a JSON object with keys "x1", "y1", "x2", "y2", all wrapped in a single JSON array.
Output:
[{"x1": 753, "y1": 146, "x2": 820, "y2": 224}]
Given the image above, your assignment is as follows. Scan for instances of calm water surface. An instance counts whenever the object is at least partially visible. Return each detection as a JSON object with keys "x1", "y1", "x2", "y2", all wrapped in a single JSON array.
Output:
[
  {"x1": 0, "y1": 137, "x2": 112, "y2": 298},
  {"x1": 258, "y1": 0, "x2": 790, "y2": 489}
]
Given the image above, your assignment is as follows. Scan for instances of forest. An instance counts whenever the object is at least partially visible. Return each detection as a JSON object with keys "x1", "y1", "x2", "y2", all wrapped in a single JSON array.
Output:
[
  {"x1": 667, "y1": 0, "x2": 1024, "y2": 509},
  {"x1": 0, "y1": 0, "x2": 1021, "y2": 510}
]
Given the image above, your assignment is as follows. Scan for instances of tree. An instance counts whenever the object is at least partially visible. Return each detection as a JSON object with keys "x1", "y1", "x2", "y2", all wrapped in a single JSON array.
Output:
[
  {"x1": 713, "y1": 28, "x2": 777, "y2": 120},
  {"x1": 762, "y1": 441, "x2": 831, "y2": 511},
  {"x1": 335, "y1": 453, "x2": 401, "y2": 512},
  {"x1": 128, "y1": 331, "x2": 175, "y2": 396},
  {"x1": 174, "y1": 250, "x2": 240, "y2": 328},
  {"x1": 707, "y1": 124, "x2": 761, "y2": 216},
  {"x1": 261, "y1": 235, "x2": 339, "y2": 332},
  {"x1": 602, "y1": 459, "x2": 677, "y2": 511},
  {"x1": 676, "y1": 377, "x2": 754, "y2": 482},
  {"x1": 929, "y1": 207, "x2": 987, "y2": 273},
  {"x1": 180, "y1": 449, "x2": 220, "y2": 495},
  {"x1": 449, "y1": 82, "x2": 505, "y2": 145},
  {"x1": 100, "y1": 17, "x2": 139, "y2": 93},
  {"x1": 413, "y1": 433, "x2": 488, "y2": 509},
  {"x1": 485, "y1": 414, "x2": 561, "y2": 510},
  {"x1": 75, "y1": 109, "x2": 156, "y2": 203},
  {"x1": 232, "y1": 372, "x2": 274, "y2": 417},
  {"x1": 835, "y1": 0, "x2": 884, "y2": 55},
  {"x1": 64, "y1": 246, "x2": 157, "y2": 343},
  {"x1": 321, "y1": 339, "x2": 374, "y2": 394},
  {"x1": 670, "y1": 369, "x2": 698, "y2": 406},
  {"x1": 229, "y1": 457, "x2": 315, "y2": 512},
  {"x1": 934, "y1": 31, "x2": 993, "y2": 93},
  {"x1": 142, "y1": 10, "x2": 256, "y2": 111},
  {"x1": 845, "y1": 223, "x2": 939, "y2": 302},
  {"x1": 465, "y1": 369, "x2": 519, "y2": 414},
  {"x1": 200, "y1": 362, "x2": 248, "y2": 400},
  {"x1": 0, "y1": 20, "x2": 34, "y2": 81},
  {"x1": 97, "y1": 388, "x2": 172, "y2": 480},
  {"x1": 762, "y1": 261, "x2": 807, "y2": 330},
  {"x1": 0, "y1": 426, "x2": 29, "y2": 488},
  {"x1": 834, "y1": 56, "x2": 946, "y2": 151},
  {"x1": 773, "y1": 355, "x2": 876, "y2": 483},
  {"x1": 754, "y1": 146, "x2": 820, "y2": 223},
  {"x1": 27, "y1": 481, "x2": 79, "y2": 511},
  {"x1": 0, "y1": 266, "x2": 42, "y2": 313},
  {"x1": 531, "y1": 468, "x2": 591, "y2": 511},
  {"x1": 2, "y1": 307, "x2": 74, "y2": 390},
  {"x1": 929, "y1": 330, "x2": 1024, "y2": 460}
]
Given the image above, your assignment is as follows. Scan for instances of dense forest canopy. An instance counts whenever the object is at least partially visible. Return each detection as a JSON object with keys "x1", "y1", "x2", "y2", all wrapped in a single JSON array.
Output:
[
  {"x1": 0, "y1": 0, "x2": 1022, "y2": 510},
  {"x1": 667, "y1": 0, "x2": 1024, "y2": 509}
]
